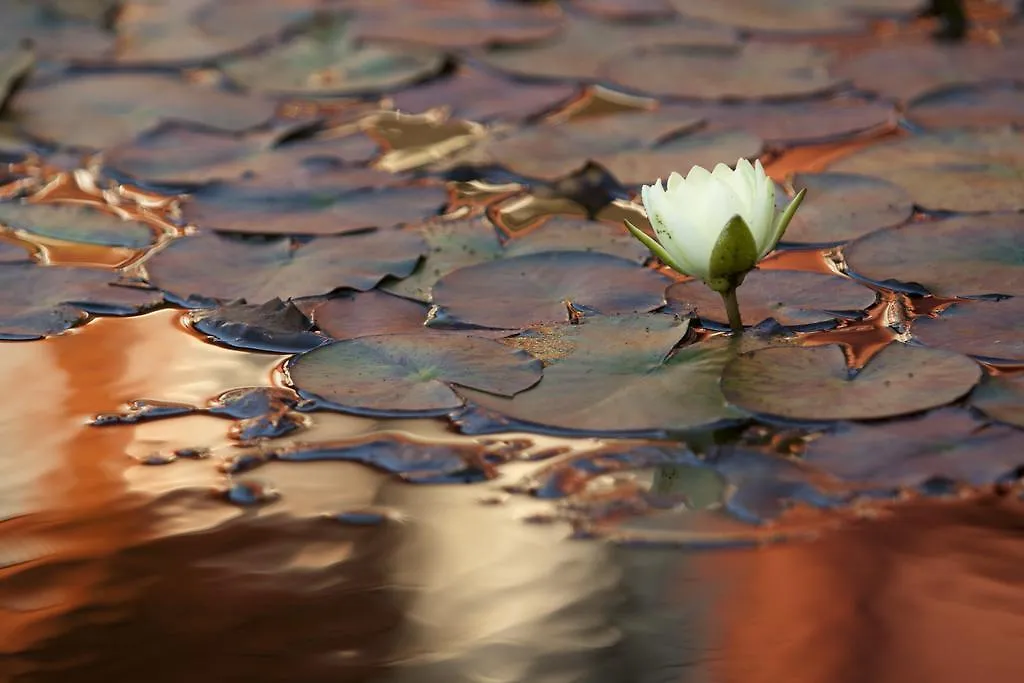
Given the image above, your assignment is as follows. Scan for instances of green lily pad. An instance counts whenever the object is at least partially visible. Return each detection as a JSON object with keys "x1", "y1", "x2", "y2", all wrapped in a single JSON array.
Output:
[
  {"x1": 913, "y1": 297, "x2": 1024, "y2": 362},
  {"x1": 180, "y1": 176, "x2": 447, "y2": 235},
  {"x1": 219, "y1": 15, "x2": 445, "y2": 96},
  {"x1": 667, "y1": 0, "x2": 921, "y2": 33},
  {"x1": 829, "y1": 129, "x2": 1024, "y2": 213},
  {"x1": 601, "y1": 43, "x2": 839, "y2": 100},
  {"x1": 907, "y1": 85, "x2": 1024, "y2": 131},
  {"x1": 721, "y1": 343, "x2": 982, "y2": 421},
  {"x1": 432, "y1": 251, "x2": 672, "y2": 329},
  {"x1": 666, "y1": 269, "x2": 875, "y2": 329},
  {"x1": 0, "y1": 45, "x2": 32, "y2": 109},
  {"x1": 781, "y1": 173, "x2": 913, "y2": 245},
  {"x1": 844, "y1": 215, "x2": 1024, "y2": 297},
  {"x1": 459, "y1": 314, "x2": 744, "y2": 435},
  {"x1": 0, "y1": 262, "x2": 163, "y2": 340},
  {"x1": 311, "y1": 290, "x2": 428, "y2": 340},
  {"x1": 145, "y1": 231, "x2": 426, "y2": 305},
  {"x1": 285, "y1": 331, "x2": 543, "y2": 415},
  {"x1": 0, "y1": 201, "x2": 156, "y2": 248},
  {"x1": 802, "y1": 409, "x2": 1024, "y2": 488},
  {"x1": 10, "y1": 73, "x2": 277, "y2": 149},
  {"x1": 971, "y1": 374, "x2": 1024, "y2": 429}
]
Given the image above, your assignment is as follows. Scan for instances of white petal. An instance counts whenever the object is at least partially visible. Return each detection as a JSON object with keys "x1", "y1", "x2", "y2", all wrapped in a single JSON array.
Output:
[
  {"x1": 685, "y1": 164, "x2": 712, "y2": 185},
  {"x1": 666, "y1": 171, "x2": 684, "y2": 191}
]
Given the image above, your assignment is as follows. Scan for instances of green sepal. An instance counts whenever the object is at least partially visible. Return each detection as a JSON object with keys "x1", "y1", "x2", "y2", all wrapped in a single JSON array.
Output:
[
  {"x1": 706, "y1": 215, "x2": 758, "y2": 293},
  {"x1": 624, "y1": 220, "x2": 691, "y2": 276},
  {"x1": 765, "y1": 187, "x2": 807, "y2": 254}
]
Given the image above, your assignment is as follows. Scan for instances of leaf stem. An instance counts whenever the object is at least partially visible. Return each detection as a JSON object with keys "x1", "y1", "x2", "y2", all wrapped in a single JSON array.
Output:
[{"x1": 720, "y1": 288, "x2": 744, "y2": 334}]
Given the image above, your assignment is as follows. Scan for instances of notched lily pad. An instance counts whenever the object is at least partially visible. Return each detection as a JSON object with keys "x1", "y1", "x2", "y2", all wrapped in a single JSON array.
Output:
[
  {"x1": 913, "y1": 297, "x2": 1024, "y2": 362},
  {"x1": 844, "y1": 214, "x2": 1024, "y2": 298},
  {"x1": 803, "y1": 409, "x2": 1024, "y2": 488},
  {"x1": 311, "y1": 290, "x2": 428, "y2": 340},
  {"x1": 907, "y1": 85, "x2": 1024, "y2": 131},
  {"x1": 219, "y1": 15, "x2": 446, "y2": 96},
  {"x1": 285, "y1": 332, "x2": 543, "y2": 415},
  {"x1": 0, "y1": 262, "x2": 163, "y2": 339},
  {"x1": 830, "y1": 128, "x2": 1024, "y2": 213},
  {"x1": 721, "y1": 343, "x2": 982, "y2": 421},
  {"x1": 459, "y1": 314, "x2": 745, "y2": 435},
  {"x1": 432, "y1": 251, "x2": 672, "y2": 329},
  {"x1": 971, "y1": 374, "x2": 1024, "y2": 429},
  {"x1": 601, "y1": 43, "x2": 839, "y2": 100},
  {"x1": 667, "y1": 269, "x2": 875, "y2": 330},
  {"x1": 0, "y1": 200, "x2": 157, "y2": 248},
  {"x1": 781, "y1": 173, "x2": 913, "y2": 245},
  {"x1": 145, "y1": 231, "x2": 426, "y2": 305},
  {"x1": 10, "y1": 73, "x2": 277, "y2": 149},
  {"x1": 190, "y1": 298, "x2": 329, "y2": 353}
]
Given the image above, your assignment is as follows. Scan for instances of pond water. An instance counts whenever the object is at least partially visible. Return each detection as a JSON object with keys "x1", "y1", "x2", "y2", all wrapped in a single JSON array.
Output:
[{"x1": 1, "y1": 1, "x2": 1023, "y2": 681}]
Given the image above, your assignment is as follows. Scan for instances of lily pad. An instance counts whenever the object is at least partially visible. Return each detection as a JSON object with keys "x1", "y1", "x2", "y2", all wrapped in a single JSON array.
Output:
[
  {"x1": 0, "y1": 45, "x2": 32, "y2": 109},
  {"x1": 0, "y1": 262, "x2": 163, "y2": 339},
  {"x1": 666, "y1": 269, "x2": 875, "y2": 329},
  {"x1": 907, "y1": 85, "x2": 1024, "y2": 131},
  {"x1": 802, "y1": 409, "x2": 1024, "y2": 488},
  {"x1": 830, "y1": 129, "x2": 1024, "y2": 213},
  {"x1": 844, "y1": 215, "x2": 1024, "y2": 298},
  {"x1": 9, "y1": 73, "x2": 277, "y2": 149},
  {"x1": 566, "y1": 0, "x2": 676, "y2": 20},
  {"x1": 311, "y1": 290, "x2": 428, "y2": 340},
  {"x1": 477, "y1": 13, "x2": 737, "y2": 82},
  {"x1": 597, "y1": 130, "x2": 764, "y2": 187},
  {"x1": 432, "y1": 251, "x2": 672, "y2": 329},
  {"x1": 190, "y1": 298, "x2": 328, "y2": 353},
  {"x1": 219, "y1": 15, "x2": 446, "y2": 96},
  {"x1": 180, "y1": 176, "x2": 446, "y2": 235},
  {"x1": 0, "y1": 0, "x2": 113, "y2": 61},
  {"x1": 459, "y1": 314, "x2": 744, "y2": 435},
  {"x1": 831, "y1": 43, "x2": 1024, "y2": 102},
  {"x1": 971, "y1": 374, "x2": 1024, "y2": 429},
  {"x1": 389, "y1": 65, "x2": 577, "y2": 123},
  {"x1": 781, "y1": 173, "x2": 913, "y2": 245},
  {"x1": 285, "y1": 331, "x2": 543, "y2": 415},
  {"x1": 721, "y1": 343, "x2": 982, "y2": 421},
  {"x1": 0, "y1": 201, "x2": 156, "y2": 248},
  {"x1": 913, "y1": 297, "x2": 1024, "y2": 362},
  {"x1": 145, "y1": 231, "x2": 426, "y2": 305},
  {"x1": 0, "y1": 239, "x2": 30, "y2": 262},
  {"x1": 667, "y1": 0, "x2": 921, "y2": 33},
  {"x1": 601, "y1": 43, "x2": 839, "y2": 100}
]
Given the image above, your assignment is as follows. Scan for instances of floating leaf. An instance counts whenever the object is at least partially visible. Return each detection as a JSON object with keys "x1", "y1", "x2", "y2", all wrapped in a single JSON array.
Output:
[
  {"x1": 432, "y1": 251, "x2": 672, "y2": 329},
  {"x1": 503, "y1": 216, "x2": 650, "y2": 263},
  {"x1": 597, "y1": 130, "x2": 763, "y2": 187},
  {"x1": 460, "y1": 315, "x2": 744, "y2": 435},
  {"x1": 0, "y1": 262, "x2": 162, "y2": 339},
  {"x1": 566, "y1": 0, "x2": 676, "y2": 20},
  {"x1": 10, "y1": 73, "x2": 277, "y2": 149},
  {"x1": 0, "y1": 239, "x2": 30, "y2": 263},
  {"x1": 667, "y1": 0, "x2": 921, "y2": 33},
  {"x1": 721, "y1": 343, "x2": 981, "y2": 421},
  {"x1": 311, "y1": 290, "x2": 428, "y2": 340},
  {"x1": 0, "y1": 45, "x2": 32, "y2": 110},
  {"x1": 913, "y1": 297, "x2": 1024, "y2": 362},
  {"x1": 219, "y1": 15, "x2": 445, "y2": 96},
  {"x1": 190, "y1": 298, "x2": 329, "y2": 353},
  {"x1": 781, "y1": 173, "x2": 913, "y2": 245},
  {"x1": 389, "y1": 65, "x2": 577, "y2": 123},
  {"x1": 477, "y1": 13, "x2": 737, "y2": 81},
  {"x1": 907, "y1": 85, "x2": 1024, "y2": 130},
  {"x1": 286, "y1": 332, "x2": 543, "y2": 415},
  {"x1": 831, "y1": 129, "x2": 1024, "y2": 213},
  {"x1": 971, "y1": 374, "x2": 1024, "y2": 429},
  {"x1": 180, "y1": 175, "x2": 447, "y2": 235},
  {"x1": 145, "y1": 231, "x2": 426, "y2": 305},
  {"x1": 802, "y1": 409, "x2": 1024, "y2": 488},
  {"x1": 0, "y1": 201, "x2": 157, "y2": 248},
  {"x1": 666, "y1": 269, "x2": 875, "y2": 329},
  {"x1": 0, "y1": 0, "x2": 113, "y2": 61},
  {"x1": 844, "y1": 215, "x2": 1024, "y2": 297},
  {"x1": 601, "y1": 43, "x2": 839, "y2": 100}
]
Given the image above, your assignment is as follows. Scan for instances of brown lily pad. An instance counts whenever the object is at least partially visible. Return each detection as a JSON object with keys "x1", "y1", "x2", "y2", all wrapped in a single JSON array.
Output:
[
  {"x1": 782, "y1": 172, "x2": 913, "y2": 245},
  {"x1": 599, "y1": 130, "x2": 764, "y2": 186},
  {"x1": 721, "y1": 343, "x2": 982, "y2": 421},
  {"x1": 667, "y1": 0, "x2": 921, "y2": 33},
  {"x1": 566, "y1": 0, "x2": 677, "y2": 20},
  {"x1": 667, "y1": 269, "x2": 876, "y2": 329},
  {"x1": 1, "y1": 0, "x2": 113, "y2": 61},
  {"x1": 830, "y1": 128, "x2": 1024, "y2": 213},
  {"x1": 906, "y1": 85, "x2": 1024, "y2": 131},
  {"x1": 0, "y1": 45, "x2": 32, "y2": 110},
  {"x1": 601, "y1": 43, "x2": 839, "y2": 100},
  {"x1": 844, "y1": 214, "x2": 1024, "y2": 298},
  {"x1": 0, "y1": 200, "x2": 157, "y2": 248},
  {"x1": 913, "y1": 297, "x2": 1024, "y2": 362},
  {"x1": 971, "y1": 374, "x2": 1024, "y2": 429},
  {"x1": 311, "y1": 290, "x2": 428, "y2": 340}
]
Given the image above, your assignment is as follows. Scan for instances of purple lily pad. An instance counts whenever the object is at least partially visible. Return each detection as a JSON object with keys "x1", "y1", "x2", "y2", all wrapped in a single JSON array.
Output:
[
  {"x1": 971, "y1": 374, "x2": 1024, "y2": 429},
  {"x1": 311, "y1": 290, "x2": 428, "y2": 340},
  {"x1": 782, "y1": 172, "x2": 913, "y2": 245},
  {"x1": 145, "y1": 231, "x2": 426, "y2": 305},
  {"x1": 913, "y1": 297, "x2": 1024, "y2": 362},
  {"x1": 906, "y1": 85, "x2": 1024, "y2": 130},
  {"x1": 667, "y1": 0, "x2": 921, "y2": 33},
  {"x1": 0, "y1": 200, "x2": 157, "y2": 248}
]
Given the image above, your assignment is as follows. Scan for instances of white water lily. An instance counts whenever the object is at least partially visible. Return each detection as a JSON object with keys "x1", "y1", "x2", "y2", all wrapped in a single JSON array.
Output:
[{"x1": 625, "y1": 158, "x2": 806, "y2": 332}]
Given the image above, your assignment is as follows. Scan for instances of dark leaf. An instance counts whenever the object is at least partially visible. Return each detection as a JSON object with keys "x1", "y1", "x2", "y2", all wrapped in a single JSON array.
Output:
[
  {"x1": 0, "y1": 200, "x2": 157, "y2": 248},
  {"x1": 311, "y1": 290, "x2": 428, "y2": 340},
  {"x1": 190, "y1": 298, "x2": 329, "y2": 353},
  {"x1": 0, "y1": 45, "x2": 32, "y2": 110},
  {"x1": 913, "y1": 297, "x2": 1024, "y2": 362}
]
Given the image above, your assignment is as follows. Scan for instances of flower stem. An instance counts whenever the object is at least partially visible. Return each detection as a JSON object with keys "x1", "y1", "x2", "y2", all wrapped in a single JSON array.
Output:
[{"x1": 720, "y1": 288, "x2": 744, "y2": 334}]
